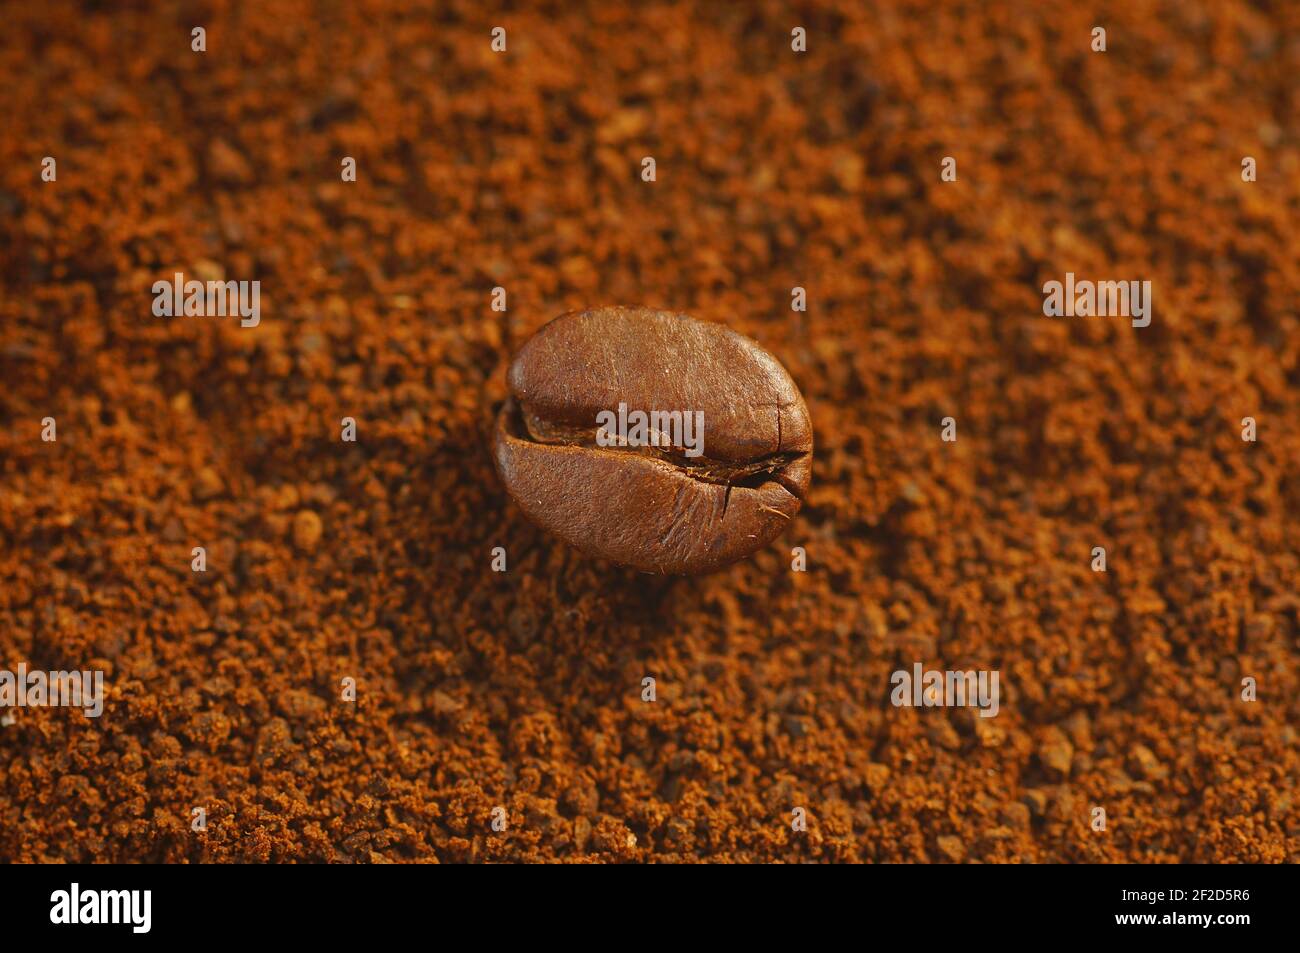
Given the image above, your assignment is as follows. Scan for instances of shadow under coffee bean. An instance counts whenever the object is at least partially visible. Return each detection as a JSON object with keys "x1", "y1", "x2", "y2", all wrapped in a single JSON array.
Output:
[{"x1": 493, "y1": 307, "x2": 813, "y2": 575}]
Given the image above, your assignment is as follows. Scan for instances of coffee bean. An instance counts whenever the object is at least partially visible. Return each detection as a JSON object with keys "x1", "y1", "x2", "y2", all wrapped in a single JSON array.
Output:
[{"x1": 493, "y1": 307, "x2": 812, "y2": 574}]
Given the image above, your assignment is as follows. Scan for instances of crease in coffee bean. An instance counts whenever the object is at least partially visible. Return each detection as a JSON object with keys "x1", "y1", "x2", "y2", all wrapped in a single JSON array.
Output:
[{"x1": 509, "y1": 399, "x2": 807, "y2": 497}]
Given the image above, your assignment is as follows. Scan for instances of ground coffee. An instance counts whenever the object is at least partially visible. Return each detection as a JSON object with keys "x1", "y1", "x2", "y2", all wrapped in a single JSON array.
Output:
[{"x1": 0, "y1": 0, "x2": 1296, "y2": 865}]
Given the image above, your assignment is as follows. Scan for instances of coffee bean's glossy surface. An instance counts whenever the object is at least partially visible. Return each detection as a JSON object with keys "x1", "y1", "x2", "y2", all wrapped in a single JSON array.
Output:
[{"x1": 493, "y1": 307, "x2": 813, "y2": 574}]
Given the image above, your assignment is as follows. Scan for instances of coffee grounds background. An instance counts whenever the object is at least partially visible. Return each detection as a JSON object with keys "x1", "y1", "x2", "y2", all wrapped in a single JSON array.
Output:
[{"x1": 1, "y1": 1, "x2": 1297, "y2": 863}]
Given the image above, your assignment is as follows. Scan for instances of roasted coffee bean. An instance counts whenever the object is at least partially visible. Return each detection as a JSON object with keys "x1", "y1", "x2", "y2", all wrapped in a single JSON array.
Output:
[{"x1": 493, "y1": 307, "x2": 812, "y2": 574}]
